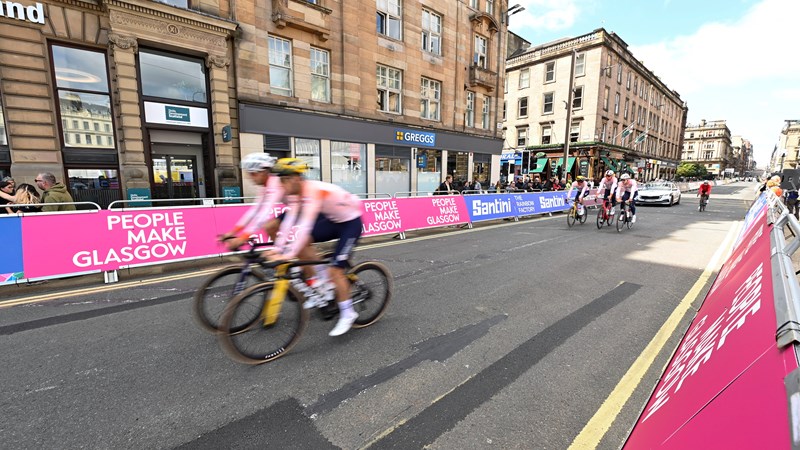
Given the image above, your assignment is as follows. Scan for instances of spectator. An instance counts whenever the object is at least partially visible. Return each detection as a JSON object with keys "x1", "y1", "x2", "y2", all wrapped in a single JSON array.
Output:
[
  {"x1": 552, "y1": 178, "x2": 562, "y2": 191},
  {"x1": 514, "y1": 177, "x2": 525, "y2": 191},
  {"x1": 465, "y1": 177, "x2": 482, "y2": 192},
  {"x1": 766, "y1": 175, "x2": 783, "y2": 198},
  {"x1": 785, "y1": 189, "x2": 799, "y2": 219},
  {"x1": 435, "y1": 175, "x2": 456, "y2": 195},
  {"x1": 3, "y1": 176, "x2": 16, "y2": 192},
  {"x1": 5, "y1": 183, "x2": 42, "y2": 214},
  {"x1": 36, "y1": 172, "x2": 76, "y2": 212},
  {"x1": 492, "y1": 180, "x2": 503, "y2": 193},
  {"x1": 531, "y1": 177, "x2": 542, "y2": 191},
  {"x1": 0, "y1": 180, "x2": 14, "y2": 213},
  {"x1": 541, "y1": 177, "x2": 553, "y2": 191}
]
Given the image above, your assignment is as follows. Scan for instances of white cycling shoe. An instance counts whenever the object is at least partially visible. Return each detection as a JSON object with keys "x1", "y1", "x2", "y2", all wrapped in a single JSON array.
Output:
[{"x1": 329, "y1": 311, "x2": 358, "y2": 336}]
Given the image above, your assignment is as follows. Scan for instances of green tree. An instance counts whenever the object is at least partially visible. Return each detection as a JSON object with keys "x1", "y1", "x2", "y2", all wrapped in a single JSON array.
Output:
[{"x1": 676, "y1": 163, "x2": 708, "y2": 179}]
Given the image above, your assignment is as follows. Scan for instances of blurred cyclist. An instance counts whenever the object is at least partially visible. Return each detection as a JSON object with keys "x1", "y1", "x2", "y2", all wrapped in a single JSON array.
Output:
[
  {"x1": 566, "y1": 175, "x2": 590, "y2": 216},
  {"x1": 219, "y1": 153, "x2": 282, "y2": 250},
  {"x1": 267, "y1": 158, "x2": 364, "y2": 337},
  {"x1": 698, "y1": 181, "x2": 712, "y2": 208},
  {"x1": 615, "y1": 173, "x2": 638, "y2": 223},
  {"x1": 596, "y1": 170, "x2": 619, "y2": 215}
]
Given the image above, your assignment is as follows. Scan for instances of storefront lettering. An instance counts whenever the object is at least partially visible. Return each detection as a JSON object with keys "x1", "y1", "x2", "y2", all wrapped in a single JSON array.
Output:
[
  {"x1": 395, "y1": 129, "x2": 436, "y2": 147},
  {"x1": 0, "y1": 1, "x2": 45, "y2": 24}
]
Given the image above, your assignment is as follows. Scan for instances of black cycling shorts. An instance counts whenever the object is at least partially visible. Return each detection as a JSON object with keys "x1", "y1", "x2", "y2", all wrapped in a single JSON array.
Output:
[{"x1": 310, "y1": 215, "x2": 363, "y2": 268}]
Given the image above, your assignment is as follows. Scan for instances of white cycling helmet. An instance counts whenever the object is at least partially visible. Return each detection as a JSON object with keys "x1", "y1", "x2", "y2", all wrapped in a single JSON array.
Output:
[
  {"x1": 605, "y1": 170, "x2": 615, "y2": 176},
  {"x1": 620, "y1": 173, "x2": 631, "y2": 180},
  {"x1": 241, "y1": 153, "x2": 277, "y2": 172}
]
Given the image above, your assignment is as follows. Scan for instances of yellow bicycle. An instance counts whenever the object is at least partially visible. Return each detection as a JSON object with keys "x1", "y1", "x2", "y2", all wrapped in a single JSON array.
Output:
[
  {"x1": 566, "y1": 199, "x2": 588, "y2": 227},
  {"x1": 217, "y1": 257, "x2": 393, "y2": 364}
]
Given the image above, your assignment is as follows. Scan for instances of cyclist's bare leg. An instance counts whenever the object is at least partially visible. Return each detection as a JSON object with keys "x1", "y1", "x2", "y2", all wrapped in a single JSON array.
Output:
[
  {"x1": 296, "y1": 244, "x2": 320, "y2": 280},
  {"x1": 328, "y1": 265, "x2": 348, "y2": 302}
]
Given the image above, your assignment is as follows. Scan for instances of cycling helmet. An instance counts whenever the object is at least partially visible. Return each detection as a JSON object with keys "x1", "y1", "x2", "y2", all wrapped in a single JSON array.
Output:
[
  {"x1": 272, "y1": 158, "x2": 309, "y2": 176},
  {"x1": 620, "y1": 173, "x2": 631, "y2": 180},
  {"x1": 576, "y1": 175, "x2": 586, "y2": 182},
  {"x1": 241, "y1": 153, "x2": 276, "y2": 172},
  {"x1": 703, "y1": 180, "x2": 709, "y2": 185},
  {"x1": 605, "y1": 170, "x2": 615, "y2": 176}
]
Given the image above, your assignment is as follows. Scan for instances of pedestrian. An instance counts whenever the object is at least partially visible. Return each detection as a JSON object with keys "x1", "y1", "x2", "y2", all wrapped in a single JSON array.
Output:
[
  {"x1": 785, "y1": 189, "x2": 799, "y2": 219},
  {"x1": 0, "y1": 180, "x2": 14, "y2": 212},
  {"x1": 492, "y1": 180, "x2": 503, "y2": 193},
  {"x1": 435, "y1": 175, "x2": 456, "y2": 195},
  {"x1": 5, "y1": 183, "x2": 42, "y2": 214},
  {"x1": 36, "y1": 172, "x2": 76, "y2": 212}
]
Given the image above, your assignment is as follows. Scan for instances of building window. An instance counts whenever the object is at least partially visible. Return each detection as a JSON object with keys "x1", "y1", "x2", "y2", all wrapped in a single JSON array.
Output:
[
  {"x1": 295, "y1": 138, "x2": 322, "y2": 180},
  {"x1": 67, "y1": 169, "x2": 121, "y2": 209},
  {"x1": 422, "y1": 9, "x2": 442, "y2": 55},
  {"x1": 504, "y1": 75, "x2": 508, "y2": 94},
  {"x1": 574, "y1": 53, "x2": 585, "y2": 76},
  {"x1": 617, "y1": 63, "x2": 623, "y2": 84},
  {"x1": 624, "y1": 98, "x2": 629, "y2": 120},
  {"x1": 486, "y1": 0, "x2": 493, "y2": 14},
  {"x1": 377, "y1": 65, "x2": 402, "y2": 113},
  {"x1": 474, "y1": 35, "x2": 488, "y2": 68},
  {"x1": 516, "y1": 126, "x2": 528, "y2": 147},
  {"x1": 52, "y1": 45, "x2": 115, "y2": 150},
  {"x1": 544, "y1": 61, "x2": 555, "y2": 83},
  {"x1": 466, "y1": 91, "x2": 475, "y2": 127},
  {"x1": 470, "y1": 0, "x2": 478, "y2": 8},
  {"x1": 606, "y1": 54, "x2": 612, "y2": 78},
  {"x1": 543, "y1": 92, "x2": 554, "y2": 114},
  {"x1": 502, "y1": 100, "x2": 506, "y2": 121},
  {"x1": 159, "y1": 0, "x2": 187, "y2": 7},
  {"x1": 633, "y1": 77, "x2": 638, "y2": 94},
  {"x1": 331, "y1": 141, "x2": 366, "y2": 194},
  {"x1": 481, "y1": 96, "x2": 490, "y2": 129},
  {"x1": 570, "y1": 121, "x2": 580, "y2": 143},
  {"x1": 377, "y1": 0, "x2": 402, "y2": 40},
  {"x1": 614, "y1": 93, "x2": 620, "y2": 115},
  {"x1": 518, "y1": 68, "x2": 530, "y2": 89},
  {"x1": 420, "y1": 77, "x2": 441, "y2": 121},
  {"x1": 601, "y1": 121, "x2": 608, "y2": 142},
  {"x1": 541, "y1": 124, "x2": 552, "y2": 144},
  {"x1": 603, "y1": 87, "x2": 610, "y2": 111},
  {"x1": 310, "y1": 47, "x2": 331, "y2": 103},
  {"x1": 518, "y1": 97, "x2": 528, "y2": 117},
  {"x1": 704, "y1": 150, "x2": 713, "y2": 159},
  {"x1": 572, "y1": 86, "x2": 583, "y2": 109},
  {"x1": 268, "y1": 36, "x2": 293, "y2": 97},
  {"x1": 626, "y1": 72, "x2": 631, "y2": 90},
  {"x1": 139, "y1": 49, "x2": 207, "y2": 103}
]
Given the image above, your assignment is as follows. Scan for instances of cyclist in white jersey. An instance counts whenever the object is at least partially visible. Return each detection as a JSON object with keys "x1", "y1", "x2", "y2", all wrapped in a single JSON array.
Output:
[
  {"x1": 615, "y1": 173, "x2": 638, "y2": 223},
  {"x1": 596, "y1": 170, "x2": 619, "y2": 215}
]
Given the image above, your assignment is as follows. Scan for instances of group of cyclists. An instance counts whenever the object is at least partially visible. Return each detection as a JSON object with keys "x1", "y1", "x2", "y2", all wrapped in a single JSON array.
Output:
[{"x1": 566, "y1": 170, "x2": 640, "y2": 223}]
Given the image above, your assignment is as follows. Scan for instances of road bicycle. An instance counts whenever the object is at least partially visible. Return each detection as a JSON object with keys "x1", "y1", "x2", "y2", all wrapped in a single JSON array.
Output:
[
  {"x1": 596, "y1": 197, "x2": 615, "y2": 229},
  {"x1": 217, "y1": 257, "x2": 393, "y2": 364},
  {"x1": 616, "y1": 200, "x2": 634, "y2": 232},
  {"x1": 698, "y1": 194, "x2": 709, "y2": 212},
  {"x1": 193, "y1": 240, "x2": 274, "y2": 333},
  {"x1": 566, "y1": 199, "x2": 588, "y2": 227}
]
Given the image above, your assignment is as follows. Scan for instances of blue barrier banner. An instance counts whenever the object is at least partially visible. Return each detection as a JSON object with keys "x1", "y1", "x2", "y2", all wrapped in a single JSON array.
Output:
[
  {"x1": 531, "y1": 191, "x2": 570, "y2": 214},
  {"x1": 0, "y1": 216, "x2": 24, "y2": 283},
  {"x1": 465, "y1": 194, "x2": 516, "y2": 222},
  {"x1": 511, "y1": 193, "x2": 540, "y2": 217}
]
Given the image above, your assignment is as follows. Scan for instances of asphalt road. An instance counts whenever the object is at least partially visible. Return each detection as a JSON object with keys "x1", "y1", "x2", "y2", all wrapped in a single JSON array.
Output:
[{"x1": 0, "y1": 182, "x2": 758, "y2": 449}]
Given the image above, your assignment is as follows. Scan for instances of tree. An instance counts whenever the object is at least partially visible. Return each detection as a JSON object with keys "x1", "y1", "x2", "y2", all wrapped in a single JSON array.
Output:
[{"x1": 676, "y1": 163, "x2": 708, "y2": 179}]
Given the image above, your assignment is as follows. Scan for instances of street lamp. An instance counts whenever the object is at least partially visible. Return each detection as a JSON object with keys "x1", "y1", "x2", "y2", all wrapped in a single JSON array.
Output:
[{"x1": 503, "y1": 4, "x2": 525, "y2": 24}]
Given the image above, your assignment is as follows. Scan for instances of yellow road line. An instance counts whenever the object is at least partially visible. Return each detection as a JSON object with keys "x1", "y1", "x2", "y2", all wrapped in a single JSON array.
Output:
[
  {"x1": 567, "y1": 220, "x2": 741, "y2": 450},
  {"x1": 0, "y1": 214, "x2": 558, "y2": 309}
]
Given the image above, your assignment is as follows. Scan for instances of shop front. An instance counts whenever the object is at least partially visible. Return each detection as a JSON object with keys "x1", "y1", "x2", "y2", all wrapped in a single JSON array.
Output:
[{"x1": 239, "y1": 104, "x2": 502, "y2": 196}]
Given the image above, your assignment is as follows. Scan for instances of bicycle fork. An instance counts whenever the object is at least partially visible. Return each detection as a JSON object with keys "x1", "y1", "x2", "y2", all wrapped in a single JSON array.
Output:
[{"x1": 262, "y1": 266, "x2": 290, "y2": 326}]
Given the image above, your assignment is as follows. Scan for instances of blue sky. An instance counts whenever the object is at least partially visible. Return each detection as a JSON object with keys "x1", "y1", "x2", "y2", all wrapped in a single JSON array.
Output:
[{"x1": 509, "y1": 0, "x2": 798, "y2": 167}]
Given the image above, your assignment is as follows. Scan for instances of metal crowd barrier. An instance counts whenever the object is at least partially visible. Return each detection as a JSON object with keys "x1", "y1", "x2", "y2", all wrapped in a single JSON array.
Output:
[
  {"x1": 5, "y1": 201, "x2": 102, "y2": 213},
  {"x1": 107, "y1": 196, "x2": 258, "y2": 210},
  {"x1": 357, "y1": 193, "x2": 393, "y2": 199},
  {"x1": 768, "y1": 192, "x2": 800, "y2": 348}
]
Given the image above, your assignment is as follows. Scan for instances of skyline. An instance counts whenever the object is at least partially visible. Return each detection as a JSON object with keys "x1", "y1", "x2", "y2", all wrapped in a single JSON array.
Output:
[{"x1": 508, "y1": 0, "x2": 798, "y2": 168}]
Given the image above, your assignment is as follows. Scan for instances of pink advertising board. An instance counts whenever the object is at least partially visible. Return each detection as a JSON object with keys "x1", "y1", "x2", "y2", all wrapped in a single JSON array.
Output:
[
  {"x1": 396, "y1": 195, "x2": 470, "y2": 231},
  {"x1": 624, "y1": 218, "x2": 795, "y2": 449}
]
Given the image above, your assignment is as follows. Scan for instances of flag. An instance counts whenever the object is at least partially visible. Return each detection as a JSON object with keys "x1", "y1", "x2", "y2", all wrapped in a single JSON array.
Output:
[
  {"x1": 634, "y1": 132, "x2": 648, "y2": 144},
  {"x1": 620, "y1": 123, "x2": 634, "y2": 139}
]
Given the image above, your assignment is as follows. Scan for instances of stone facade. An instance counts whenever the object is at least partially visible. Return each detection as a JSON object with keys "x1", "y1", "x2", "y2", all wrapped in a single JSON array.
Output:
[
  {"x1": 776, "y1": 120, "x2": 800, "y2": 173},
  {"x1": 681, "y1": 120, "x2": 733, "y2": 177}
]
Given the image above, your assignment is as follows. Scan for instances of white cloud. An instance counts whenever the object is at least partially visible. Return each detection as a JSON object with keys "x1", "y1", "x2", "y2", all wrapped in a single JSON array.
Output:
[
  {"x1": 630, "y1": 0, "x2": 800, "y2": 167},
  {"x1": 511, "y1": 0, "x2": 583, "y2": 32}
]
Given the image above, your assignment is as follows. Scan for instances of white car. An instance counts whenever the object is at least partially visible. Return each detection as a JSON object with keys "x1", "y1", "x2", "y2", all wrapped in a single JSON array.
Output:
[{"x1": 636, "y1": 182, "x2": 682, "y2": 206}]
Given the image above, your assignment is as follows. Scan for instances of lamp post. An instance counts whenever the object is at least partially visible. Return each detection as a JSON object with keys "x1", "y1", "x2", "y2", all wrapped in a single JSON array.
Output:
[{"x1": 561, "y1": 49, "x2": 577, "y2": 183}]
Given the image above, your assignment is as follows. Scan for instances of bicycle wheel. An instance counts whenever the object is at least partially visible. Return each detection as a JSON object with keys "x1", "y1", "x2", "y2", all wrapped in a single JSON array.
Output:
[
  {"x1": 616, "y1": 210, "x2": 625, "y2": 232},
  {"x1": 596, "y1": 207, "x2": 605, "y2": 229},
  {"x1": 218, "y1": 282, "x2": 309, "y2": 365},
  {"x1": 579, "y1": 208, "x2": 588, "y2": 224},
  {"x1": 192, "y1": 265, "x2": 269, "y2": 333},
  {"x1": 349, "y1": 261, "x2": 393, "y2": 328},
  {"x1": 567, "y1": 206, "x2": 576, "y2": 228}
]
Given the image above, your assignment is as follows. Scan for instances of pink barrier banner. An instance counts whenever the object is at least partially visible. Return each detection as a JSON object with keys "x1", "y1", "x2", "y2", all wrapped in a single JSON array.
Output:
[
  {"x1": 396, "y1": 195, "x2": 470, "y2": 231},
  {"x1": 625, "y1": 218, "x2": 794, "y2": 449},
  {"x1": 361, "y1": 198, "x2": 405, "y2": 237}
]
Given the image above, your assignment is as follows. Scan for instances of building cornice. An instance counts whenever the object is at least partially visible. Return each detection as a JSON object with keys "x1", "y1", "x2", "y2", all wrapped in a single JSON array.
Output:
[{"x1": 104, "y1": 0, "x2": 238, "y2": 35}]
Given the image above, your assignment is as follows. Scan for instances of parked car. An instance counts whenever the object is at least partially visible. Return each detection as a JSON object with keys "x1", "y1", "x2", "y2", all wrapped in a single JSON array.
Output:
[{"x1": 636, "y1": 182, "x2": 682, "y2": 206}]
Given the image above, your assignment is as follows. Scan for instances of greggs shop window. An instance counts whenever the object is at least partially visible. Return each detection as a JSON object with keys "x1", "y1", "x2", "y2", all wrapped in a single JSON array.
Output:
[{"x1": 51, "y1": 44, "x2": 120, "y2": 208}]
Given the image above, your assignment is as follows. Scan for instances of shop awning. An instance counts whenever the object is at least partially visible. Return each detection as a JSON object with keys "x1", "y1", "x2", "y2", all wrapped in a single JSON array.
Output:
[
  {"x1": 554, "y1": 157, "x2": 576, "y2": 172},
  {"x1": 531, "y1": 157, "x2": 548, "y2": 173},
  {"x1": 601, "y1": 156, "x2": 617, "y2": 171}
]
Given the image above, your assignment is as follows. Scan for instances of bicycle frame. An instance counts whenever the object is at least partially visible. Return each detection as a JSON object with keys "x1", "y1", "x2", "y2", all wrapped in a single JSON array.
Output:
[{"x1": 262, "y1": 264, "x2": 291, "y2": 326}]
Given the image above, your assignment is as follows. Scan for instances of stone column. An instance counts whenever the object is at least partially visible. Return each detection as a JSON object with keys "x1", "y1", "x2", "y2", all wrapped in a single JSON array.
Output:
[
  {"x1": 207, "y1": 54, "x2": 238, "y2": 199},
  {"x1": 108, "y1": 33, "x2": 149, "y2": 202}
]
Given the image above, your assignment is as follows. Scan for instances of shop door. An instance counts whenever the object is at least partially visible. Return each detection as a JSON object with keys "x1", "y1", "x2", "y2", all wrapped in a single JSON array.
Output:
[{"x1": 152, "y1": 155, "x2": 198, "y2": 203}]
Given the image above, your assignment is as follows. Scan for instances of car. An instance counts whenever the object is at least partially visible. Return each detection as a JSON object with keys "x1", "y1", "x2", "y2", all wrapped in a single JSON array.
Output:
[{"x1": 636, "y1": 182, "x2": 682, "y2": 206}]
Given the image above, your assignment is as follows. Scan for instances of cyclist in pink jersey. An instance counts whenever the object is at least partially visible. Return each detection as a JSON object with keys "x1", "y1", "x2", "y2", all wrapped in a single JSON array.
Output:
[
  {"x1": 596, "y1": 170, "x2": 618, "y2": 215},
  {"x1": 615, "y1": 173, "x2": 638, "y2": 223},
  {"x1": 268, "y1": 158, "x2": 364, "y2": 337},
  {"x1": 219, "y1": 153, "x2": 284, "y2": 250}
]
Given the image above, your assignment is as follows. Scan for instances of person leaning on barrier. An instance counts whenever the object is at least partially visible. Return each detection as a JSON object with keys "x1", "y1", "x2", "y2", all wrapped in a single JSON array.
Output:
[
  {"x1": 435, "y1": 175, "x2": 456, "y2": 195},
  {"x1": 35, "y1": 172, "x2": 76, "y2": 212},
  {"x1": 5, "y1": 183, "x2": 41, "y2": 214},
  {"x1": 785, "y1": 188, "x2": 799, "y2": 219}
]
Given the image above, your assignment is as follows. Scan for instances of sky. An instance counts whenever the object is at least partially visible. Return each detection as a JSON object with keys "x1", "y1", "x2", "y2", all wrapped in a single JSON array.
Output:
[{"x1": 508, "y1": 0, "x2": 799, "y2": 168}]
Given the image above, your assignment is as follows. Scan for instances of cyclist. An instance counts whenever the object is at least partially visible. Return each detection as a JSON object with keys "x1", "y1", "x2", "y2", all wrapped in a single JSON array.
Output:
[
  {"x1": 219, "y1": 153, "x2": 283, "y2": 250},
  {"x1": 566, "y1": 175, "x2": 590, "y2": 216},
  {"x1": 615, "y1": 173, "x2": 638, "y2": 223},
  {"x1": 267, "y1": 158, "x2": 364, "y2": 337},
  {"x1": 596, "y1": 170, "x2": 618, "y2": 215},
  {"x1": 697, "y1": 181, "x2": 712, "y2": 208}
]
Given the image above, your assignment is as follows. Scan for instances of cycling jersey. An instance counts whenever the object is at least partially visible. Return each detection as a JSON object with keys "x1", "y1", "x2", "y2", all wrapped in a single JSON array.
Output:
[
  {"x1": 615, "y1": 179, "x2": 638, "y2": 198},
  {"x1": 597, "y1": 176, "x2": 618, "y2": 196},
  {"x1": 699, "y1": 184, "x2": 712, "y2": 195},
  {"x1": 230, "y1": 175, "x2": 284, "y2": 239},
  {"x1": 274, "y1": 180, "x2": 362, "y2": 259},
  {"x1": 567, "y1": 181, "x2": 589, "y2": 200}
]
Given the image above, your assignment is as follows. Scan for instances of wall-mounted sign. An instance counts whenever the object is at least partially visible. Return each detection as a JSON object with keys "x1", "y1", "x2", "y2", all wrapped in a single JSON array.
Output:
[
  {"x1": 395, "y1": 129, "x2": 436, "y2": 147},
  {"x1": 417, "y1": 153, "x2": 428, "y2": 168},
  {"x1": 221, "y1": 124, "x2": 232, "y2": 142},
  {"x1": 0, "y1": 1, "x2": 45, "y2": 25},
  {"x1": 144, "y1": 101, "x2": 209, "y2": 128}
]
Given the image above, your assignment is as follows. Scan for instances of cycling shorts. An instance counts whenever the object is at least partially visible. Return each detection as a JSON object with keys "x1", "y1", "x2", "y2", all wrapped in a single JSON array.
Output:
[{"x1": 310, "y1": 215, "x2": 362, "y2": 268}]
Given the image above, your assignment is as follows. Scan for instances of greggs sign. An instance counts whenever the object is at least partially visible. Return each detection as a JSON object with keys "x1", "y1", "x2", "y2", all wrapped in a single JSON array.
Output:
[
  {"x1": 0, "y1": 1, "x2": 45, "y2": 24},
  {"x1": 395, "y1": 129, "x2": 436, "y2": 147}
]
